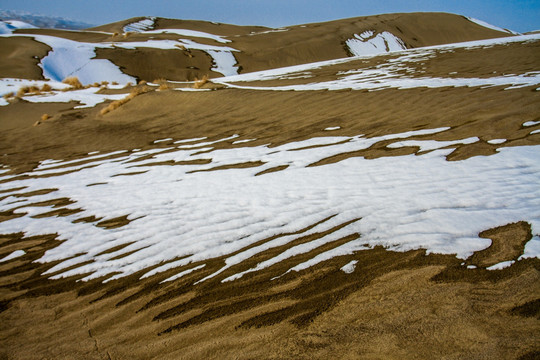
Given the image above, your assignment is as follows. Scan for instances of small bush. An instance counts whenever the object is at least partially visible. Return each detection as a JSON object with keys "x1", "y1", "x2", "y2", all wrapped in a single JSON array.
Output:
[
  {"x1": 62, "y1": 76, "x2": 84, "y2": 89},
  {"x1": 41, "y1": 83, "x2": 52, "y2": 92},
  {"x1": 193, "y1": 75, "x2": 209, "y2": 89},
  {"x1": 16, "y1": 86, "x2": 30, "y2": 97},
  {"x1": 123, "y1": 32, "x2": 132, "y2": 39},
  {"x1": 112, "y1": 81, "x2": 119, "y2": 85},
  {"x1": 41, "y1": 114, "x2": 50, "y2": 121},
  {"x1": 100, "y1": 86, "x2": 152, "y2": 115},
  {"x1": 3, "y1": 92, "x2": 14, "y2": 99}
]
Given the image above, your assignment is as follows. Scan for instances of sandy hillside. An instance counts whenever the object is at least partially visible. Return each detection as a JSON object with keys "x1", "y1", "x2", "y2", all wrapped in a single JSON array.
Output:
[{"x1": 0, "y1": 12, "x2": 539, "y2": 360}]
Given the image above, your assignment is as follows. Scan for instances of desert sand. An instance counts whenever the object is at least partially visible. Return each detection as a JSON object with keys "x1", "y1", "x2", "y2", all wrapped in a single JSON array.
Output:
[{"x1": 0, "y1": 12, "x2": 539, "y2": 360}]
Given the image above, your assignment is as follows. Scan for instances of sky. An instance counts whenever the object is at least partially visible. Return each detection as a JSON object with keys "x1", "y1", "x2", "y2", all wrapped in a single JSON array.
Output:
[{"x1": 0, "y1": 0, "x2": 538, "y2": 33}]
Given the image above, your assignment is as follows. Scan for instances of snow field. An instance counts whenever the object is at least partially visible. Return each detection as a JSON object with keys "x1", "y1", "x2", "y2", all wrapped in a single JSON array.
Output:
[{"x1": 0, "y1": 128, "x2": 538, "y2": 283}]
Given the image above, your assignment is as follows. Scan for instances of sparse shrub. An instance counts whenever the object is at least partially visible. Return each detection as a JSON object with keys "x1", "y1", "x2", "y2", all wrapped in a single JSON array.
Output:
[
  {"x1": 100, "y1": 86, "x2": 152, "y2": 115},
  {"x1": 62, "y1": 76, "x2": 83, "y2": 89},
  {"x1": 123, "y1": 82, "x2": 133, "y2": 89},
  {"x1": 175, "y1": 44, "x2": 187, "y2": 51},
  {"x1": 158, "y1": 83, "x2": 170, "y2": 91},
  {"x1": 112, "y1": 32, "x2": 119, "y2": 37},
  {"x1": 152, "y1": 78, "x2": 170, "y2": 90},
  {"x1": 16, "y1": 86, "x2": 30, "y2": 97},
  {"x1": 41, "y1": 114, "x2": 50, "y2": 121},
  {"x1": 101, "y1": 81, "x2": 109, "y2": 86},
  {"x1": 138, "y1": 80, "x2": 147, "y2": 85},
  {"x1": 112, "y1": 81, "x2": 119, "y2": 85},
  {"x1": 3, "y1": 92, "x2": 14, "y2": 99},
  {"x1": 41, "y1": 83, "x2": 52, "y2": 92},
  {"x1": 123, "y1": 32, "x2": 132, "y2": 39},
  {"x1": 193, "y1": 75, "x2": 209, "y2": 89}
]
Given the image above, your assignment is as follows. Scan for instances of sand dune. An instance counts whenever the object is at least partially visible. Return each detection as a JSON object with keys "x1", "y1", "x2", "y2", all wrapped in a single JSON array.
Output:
[{"x1": 0, "y1": 12, "x2": 539, "y2": 360}]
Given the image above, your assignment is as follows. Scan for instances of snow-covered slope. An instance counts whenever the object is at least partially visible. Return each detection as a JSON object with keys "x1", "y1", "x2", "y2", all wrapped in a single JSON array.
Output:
[{"x1": 0, "y1": 19, "x2": 36, "y2": 34}]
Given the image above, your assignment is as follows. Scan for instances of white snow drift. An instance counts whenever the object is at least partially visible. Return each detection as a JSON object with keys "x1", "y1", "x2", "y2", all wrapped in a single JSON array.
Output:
[{"x1": 0, "y1": 127, "x2": 538, "y2": 283}]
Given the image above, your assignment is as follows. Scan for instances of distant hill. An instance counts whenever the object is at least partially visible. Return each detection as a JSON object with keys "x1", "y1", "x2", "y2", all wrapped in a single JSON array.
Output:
[{"x1": 0, "y1": 9, "x2": 94, "y2": 30}]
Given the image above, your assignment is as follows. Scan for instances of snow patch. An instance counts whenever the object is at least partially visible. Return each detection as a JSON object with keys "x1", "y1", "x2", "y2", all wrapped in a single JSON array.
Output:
[
  {"x1": 346, "y1": 31, "x2": 406, "y2": 56},
  {"x1": 0, "y1": 19, "x2": 36, "y2": 34},
  {"x1": 486, "y1": 260, "x2": 515, "y2": 270},
  {"x1": 340, "y1": 260, "x2": 358, "y2": 274},
  {"x1": 123, "y1": 17, "x2": 156, "y2": 33},
  {"x1": 144, "y1": 29, "x2": 230, "y2": 43},
  {"x1": 487, "y1": 139, "x2": 507, "y2": 145},
  {"x1": 0, "y1": 250, "x2": 25, "y2": 262},
  {"x1": 466, "y1": 17, "x2": 519, "y2": 35}
]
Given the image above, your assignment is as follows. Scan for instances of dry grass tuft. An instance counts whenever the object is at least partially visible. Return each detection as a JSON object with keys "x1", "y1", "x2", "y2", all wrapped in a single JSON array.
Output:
[
  {"x1": 123, "y1": 32, "x2": 132, "y2": 39},
  {"x1": 112, "y1": 81, "x2": 119, "y2": 85},
  {"x1": 3, "y1": 92, "x2": 14, "y2": 100},
  {"x1": 193, "y1": 75, "x2": 209, "y2": 89},
  {"x1": 123, "y1": 82, "x2": 133, "y2": 89},
  {"x1": 174, "y1": 44, "x2": 187, "y2": 51},
  {"x1": 41, "y1": 114, "x2": 50, "y2": 122},
  {"x1": 62, "y1": 76, "x2": 84, "y2": 89},
  {"x1": 41, "y1": 83, "x2": 52, "y2": 92},
  {"x1": 112, "y1": 32, "x2": 119, "y2": 37},
  {"x1": 138, "y1": 80, "x2": 147, "y2": 85},
  {"x1": 100, "y1": 86, "x2": 152, "y2": 115},
  {"x1": 158, "y1": 83, "x2": 170, "y2": 91},
  {"x1": 16, "y1": 86, "x2": 31, "y2": 97}
]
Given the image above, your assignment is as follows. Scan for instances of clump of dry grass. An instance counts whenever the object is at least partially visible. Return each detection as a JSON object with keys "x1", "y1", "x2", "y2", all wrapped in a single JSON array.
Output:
[
  {"x1": 123, "y1": 32, "x2": 132, "y2": 39},
  {"x1": 112, "y1": 81, "x2": 119, "y2": 85},
  {"x1": 152, "y1": 78, "x2": 170, "y2": 90},
  {"x1": 41, "y1": 114, "x2": 50, "y2": 121},
  {"x1": 123, "y1": 82, "x2": 133, "y2": 89},
  {"x1": 174, "y1": 44, "x2": 186, "y2": 51},
  {"x1": 138, "y1": 80, "x2": 147, "y2": 85},
  {"x1": 100, "y1": 86, "x2": 152, "y2": 115},
  {"x1": 15, "y1": 83, "x2": 49, "y2": 98},
  {"x1": 62, "y1": 76, "x2": 84, "y2": 90},
  {"x1": 193, "y1": 75, "x2": 209, "y2": 89}
]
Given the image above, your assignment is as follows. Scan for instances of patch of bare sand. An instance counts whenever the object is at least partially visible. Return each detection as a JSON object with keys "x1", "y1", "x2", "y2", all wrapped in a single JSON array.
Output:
[
  {"x1": 0, "y1": 37, "x2": 50, "y2": 80},
  {"x1": 94, "y1": 47, "x2": 219, "y2": 82}
]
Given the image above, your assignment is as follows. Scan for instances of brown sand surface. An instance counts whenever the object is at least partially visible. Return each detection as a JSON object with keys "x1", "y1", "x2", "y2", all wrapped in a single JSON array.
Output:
[
  {"x1": 0, "y1": 37, "x2": 50, "y2": 80},
  {"x1": 1, "y1": 13, "x2": 539, "y2": 360}
]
